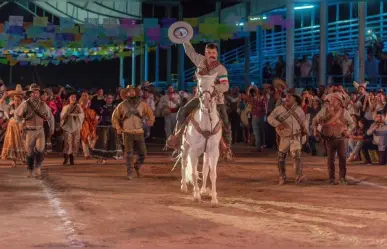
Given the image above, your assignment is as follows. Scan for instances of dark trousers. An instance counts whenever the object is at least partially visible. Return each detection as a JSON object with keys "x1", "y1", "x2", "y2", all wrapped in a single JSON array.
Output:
[
  {"x1": 265, "y1": 119, "x2": 277, "y2": 149},
  {"x1": 325, "y1": 138, "x2": 347, "y2": 180},
  {"x1": 124, "y1": 133, "x2": 146, "y2": 174},
  {"x1": 362, "y1": 142, "x2": 377, "y2": 164}
]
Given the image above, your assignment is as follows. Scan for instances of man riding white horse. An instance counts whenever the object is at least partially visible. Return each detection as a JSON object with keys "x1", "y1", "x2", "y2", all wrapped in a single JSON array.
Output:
[{"x1": 167, "y1": 41, "x2": 232, "y2": 159}]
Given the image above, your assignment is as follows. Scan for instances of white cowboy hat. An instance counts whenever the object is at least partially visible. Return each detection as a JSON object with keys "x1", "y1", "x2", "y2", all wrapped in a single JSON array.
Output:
[
  {"x1": 168, "y1": 21, "x2": 194, "y2": 44},
  {"x1": 353, "y1": 81, "x2": 368, "y2": 90},
  {"x1": 326, "y1": 92, "x2": 345, "y2": 106}
]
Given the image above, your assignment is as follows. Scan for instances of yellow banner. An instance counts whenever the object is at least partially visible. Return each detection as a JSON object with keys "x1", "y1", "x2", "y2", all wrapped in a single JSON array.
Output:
[
  {"x1": 183, "y1": 18, "x2": 198, "y2": 27},
  {"x1": 33, "y1": 17, "x2": 48, "y2": 27}
]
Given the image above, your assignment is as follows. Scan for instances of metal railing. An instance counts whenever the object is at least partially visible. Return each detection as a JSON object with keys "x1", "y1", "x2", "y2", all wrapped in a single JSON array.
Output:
[{"x1": 184, "y1": 9, "x2": 387, "y2": 83}]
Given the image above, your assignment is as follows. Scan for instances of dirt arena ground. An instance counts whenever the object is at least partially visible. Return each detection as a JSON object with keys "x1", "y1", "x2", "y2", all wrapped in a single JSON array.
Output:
[{"x1": 1, "y1": 144, "x2": 387, "y2": 249}]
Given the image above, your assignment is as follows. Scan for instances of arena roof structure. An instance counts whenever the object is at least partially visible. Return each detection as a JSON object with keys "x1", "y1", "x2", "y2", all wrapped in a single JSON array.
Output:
[{"x1": 0, "y1": 1, "x2": 142, "y2": 24}]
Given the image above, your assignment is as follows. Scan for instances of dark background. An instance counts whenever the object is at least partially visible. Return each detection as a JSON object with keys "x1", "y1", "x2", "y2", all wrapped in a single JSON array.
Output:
[{"x1": 0, "y1": 0, "x2": 382, "y2": 91}]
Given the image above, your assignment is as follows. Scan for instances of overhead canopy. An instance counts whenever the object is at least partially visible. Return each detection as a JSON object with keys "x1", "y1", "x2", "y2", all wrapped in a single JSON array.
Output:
[{"x1": 10, "y1": 0, "x2": 142, "y2": 24}]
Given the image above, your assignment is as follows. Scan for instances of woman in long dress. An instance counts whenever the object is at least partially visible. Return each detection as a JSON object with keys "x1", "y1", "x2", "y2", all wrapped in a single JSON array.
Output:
[
  {"x1": 91, "y1": 94, "x2": 122, "y2": 163},
  {"x1": 0, "y1": 85, "x2": 26, "y2": 167},
  {"x1": 79, "y1": 97, "x2": 99, "y2": 159}
]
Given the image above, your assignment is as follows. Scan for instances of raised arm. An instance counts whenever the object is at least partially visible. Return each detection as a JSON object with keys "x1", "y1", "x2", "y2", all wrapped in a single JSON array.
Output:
[{"x1": 183, "y1": 41, "x2": 205, "y2": 67}]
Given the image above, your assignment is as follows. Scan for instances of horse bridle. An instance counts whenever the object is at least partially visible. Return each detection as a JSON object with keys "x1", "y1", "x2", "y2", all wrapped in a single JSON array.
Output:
[{"x1": 198, "y1": 86, "x2": 215, "y2": 114}]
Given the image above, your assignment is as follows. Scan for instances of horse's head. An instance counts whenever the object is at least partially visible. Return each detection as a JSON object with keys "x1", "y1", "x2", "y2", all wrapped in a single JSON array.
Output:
[{"x1": 196, "y1": 72, "x2": 217, "y2": 112}]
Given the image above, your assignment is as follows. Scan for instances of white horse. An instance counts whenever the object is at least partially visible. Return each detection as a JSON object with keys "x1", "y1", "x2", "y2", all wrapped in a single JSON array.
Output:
[{"x1": 179, "y1": 72, "x2": 222, "y2": 205}]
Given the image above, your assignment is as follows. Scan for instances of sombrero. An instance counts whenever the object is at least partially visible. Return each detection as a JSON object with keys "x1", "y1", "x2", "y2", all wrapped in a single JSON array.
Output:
[
  {"x1": 120, "y1": 85, "x2": 137, "y2": 100},
  {"x1": 353, "y1": 81, "x2": 368, "y2": 90},
  {"x1": 272, "y1": 78, "x2": 287, "y2": 90},
  {"x1": 65, "y1": 90, "x2": 80, "y2": 101},
  {"x1": 326, "y1": 92, "x2": 345, "y2": 107},
  {"x1": 43, "y1": 88, "x2": 54, "y2": 99},
  {"x1": 26, "y1": 83, "x2": 44, "y2": 96},
  {"x1": 7, "y1": 84, "x2": 25, "y2": 97},
  {"x1": 168, "y1": 21, "x2": 194, "y2": 44}
]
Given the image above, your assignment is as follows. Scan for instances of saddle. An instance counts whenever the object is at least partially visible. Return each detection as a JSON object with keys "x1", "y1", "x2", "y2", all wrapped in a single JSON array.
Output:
[{"x1": 166, "y1": 109, "x2": 232, "y2": 160}]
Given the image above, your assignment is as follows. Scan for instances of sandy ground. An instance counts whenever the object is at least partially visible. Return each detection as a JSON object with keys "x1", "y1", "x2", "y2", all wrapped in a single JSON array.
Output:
[{"x1": 1, "y1": 144, "x2": 387, "y2": 249}]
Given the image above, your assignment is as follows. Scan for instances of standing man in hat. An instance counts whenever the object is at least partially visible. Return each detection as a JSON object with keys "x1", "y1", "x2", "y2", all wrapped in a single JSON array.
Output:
[
  {"x1": 60, "y1": 92, "x2": 84, "y2": 165},
  {"x1": 267, "y1": 93, "x2": 308, "y2": 185},
  {"x1": 168, "y1": 41, "x2": 232, "y2": 159},
  {"x1": 112, "y1": 85, "x2": 155, "y2": 180},
  {"x1": 312, "y1": 92, "x2": 354, "y2": 185},
  {"x1": 14, "y1": 83, "x2": 55, "y2": 178}
]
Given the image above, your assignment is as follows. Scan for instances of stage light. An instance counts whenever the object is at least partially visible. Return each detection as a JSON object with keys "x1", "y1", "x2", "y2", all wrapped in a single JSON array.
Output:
[{"x1": 294, "y1": 5, "x2": 314, "y2": 10}]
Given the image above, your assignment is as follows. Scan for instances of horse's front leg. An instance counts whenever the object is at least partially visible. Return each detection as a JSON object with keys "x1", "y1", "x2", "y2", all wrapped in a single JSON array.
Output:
[
  {"x1": 188, "y1": 154, "x2": 201, "y2": 202},
  {"x1": 200, "y1": 153, "x2": 210, "y2": 196},
  {"x1": 180, "y1": 142, "x2": 189, "y2": 193},
  {"x1": 209, "y1": 150, "x2": 220, "y2": 206}
]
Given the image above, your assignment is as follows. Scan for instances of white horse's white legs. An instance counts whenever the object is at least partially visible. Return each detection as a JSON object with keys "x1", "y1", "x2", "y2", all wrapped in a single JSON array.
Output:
[
  {"x1": 180, "y1": 142, "x2": 189, "y2": 193},
  {"x1": 188, "y1": 154, "x2": 201, "y2": 202},
  {"x1": 209, "y1": 151, "x2": 219, "y2": 206},
  {"x1": 200, "y1": 153, "x2": 210, "y2": 196}
]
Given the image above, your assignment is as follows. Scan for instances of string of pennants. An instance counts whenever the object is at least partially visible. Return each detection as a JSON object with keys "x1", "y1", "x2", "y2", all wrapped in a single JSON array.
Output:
[{"x1": 0, "y1": 14, "x2": 292, "y2": 66}]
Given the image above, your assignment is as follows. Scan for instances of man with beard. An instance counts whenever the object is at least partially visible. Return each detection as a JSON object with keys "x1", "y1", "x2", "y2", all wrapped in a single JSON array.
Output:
[
  {"x1": 60, "y1": 92, "x2": 84, "y2": 165},
  {"x1": 313, "y1": 92, "x2": 354, "y2": 185},
  {"x1": 268, "y1": 93, "x2": 308, "y2": 185},
  {"x1": 14, "y1": 84, "x2": 55, "y2": 178},
  {"x1": 167, "y1": 41, "x2": 232, "y2": 159},
  {"x1": 112, "y1": 85, "x2": 155, "y2": 180}
]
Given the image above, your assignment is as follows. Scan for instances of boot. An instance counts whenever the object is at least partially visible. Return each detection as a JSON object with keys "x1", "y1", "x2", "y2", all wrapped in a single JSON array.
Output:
[
  {"x1": 63, "y1": 154, "x2": 69, "y2": 165},
  {"x1": 339, "y1": 177, "x2": 348, "y2": 185},
  {"x1": 166, "y1": 121, "x2": 184, "y2": 150},
  {"x1": 135, "y1": 168, "x2": 142, "y2": 178},
  {"x1": 26, "y1": 155, "x2": 34, "y2": 178},
  {"x1": 69, "y1": 154, "x2": 75, "y2": 165},
  {"x1": 35, "y1": 167, "x2": 42, "y2": 179}
]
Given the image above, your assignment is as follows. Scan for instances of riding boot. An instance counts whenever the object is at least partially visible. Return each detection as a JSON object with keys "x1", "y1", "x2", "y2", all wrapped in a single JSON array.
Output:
[
  {"x1": 26, "y1": 155, "x2": 35, "y2": 178},
  {"x1": 69, "y1": 154, "x2": 75, "y2": 165},
  {"x1": 278, "y1": 151, "x2": 287, "y2": 185},
  {"x1": 63, "y1": 154, "x2": 69, "y2": 165},
  {"x1": 126, "y1": 152, "x2": 134, "y2": 180}
]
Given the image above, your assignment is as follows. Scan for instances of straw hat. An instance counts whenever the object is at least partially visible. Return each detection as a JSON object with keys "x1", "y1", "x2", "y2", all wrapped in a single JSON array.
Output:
[
  {"x1": 353, "y1": 81, "x2": 368, "y2": 90},
  {"x1": 326, "y1": 92, "x2": 345, "y2": 107},
  {"x1": 120, "y1": 85, "x2": 138, "y2": 100},
  {"x1": 7, "y1": 84, "x2": 24, "y2": 97},
  {"x1": 43, "y1": 88, "x2": 54, "y2": 99},
  {"x1": 272, "y1": 78, "x2": 287, "y2": 90}
]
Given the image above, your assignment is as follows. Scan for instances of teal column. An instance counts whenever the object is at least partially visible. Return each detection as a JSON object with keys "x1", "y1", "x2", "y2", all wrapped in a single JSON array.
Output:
[
  {"x1": 256, "y1": 26, "x2": 263, "y2": 84},
  {"x1": 132, "y1": 41, "x2": 136, "y2": 86},
  {"x1": 178, "y1": 4, "x2": 185, "y2": 90},
  {"x1": 215, "y1": 0, "x2": 221, "y2": 57},
  {"x1": 319, "y1": 0, "x2": 327, "y2": 86},
  {"x1": 144, "y1": 43, "x2": 149, "y2": 81},
  {"x1": 119, "y1": 56, "x2": 124, "y2": 87},
  {"x1": 244, "y1": 0, "x2": 251, "y2": 87},
  {"x1": 286, "y1": 0, "x2": 295, "y2": 88},
  {"x1": 166, "y1": 6, "x2": 172, "y2": 85},
  {"x1": 155, "y1": 44, "x2": 160, "y2": 83},
  {"x1": 358, "y1": 2, "x2": 366, "y2": 83}
]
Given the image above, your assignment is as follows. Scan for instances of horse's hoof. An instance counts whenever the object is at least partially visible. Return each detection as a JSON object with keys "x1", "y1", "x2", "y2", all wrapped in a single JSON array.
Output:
[
  {"x1": 180, "y1": 186, "x2": 188, "y2": 193},
  {"x1": 211, "y1": 200, "x2": 219, "y2": 207},
  {"x1": 193, "y1": 196, "x2": 201, "y2": 203}
]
